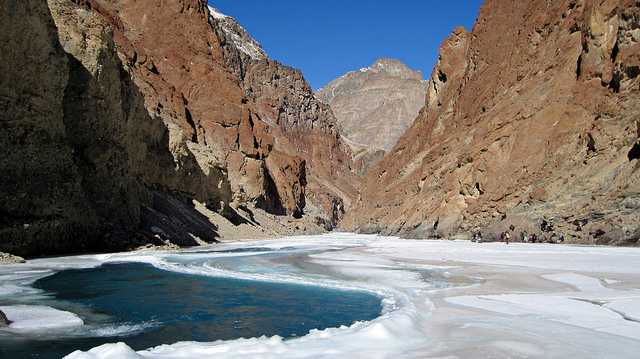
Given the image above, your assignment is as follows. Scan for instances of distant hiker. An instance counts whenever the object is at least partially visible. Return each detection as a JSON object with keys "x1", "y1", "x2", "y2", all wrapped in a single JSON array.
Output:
[
  {"x1": 472, "y1": 231, "x2": 483, "y2": 243},
  {"x1": 521, "y1": 231, "x2": 529, "y2": 243},
  {"x1": 499, "y1": 231, "x2": 510, "y2": 244},
  {"x1": 530, "y1": 233, "x2": 538, "y2": 243}
]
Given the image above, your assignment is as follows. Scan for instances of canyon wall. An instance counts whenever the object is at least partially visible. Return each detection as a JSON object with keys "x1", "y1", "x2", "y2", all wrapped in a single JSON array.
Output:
[
  {"x1": 3, "y1": 0, "x2": 638, "y2": 254},
  {"x1": 210, "y1": 6, "x2": 358, "y2": 226},
  {"x1": 344, "y1": 0, "x2": 640, "y2": 245},
  {"x1": 0, "y1": 0, "x2": 355, "y2": 257}
]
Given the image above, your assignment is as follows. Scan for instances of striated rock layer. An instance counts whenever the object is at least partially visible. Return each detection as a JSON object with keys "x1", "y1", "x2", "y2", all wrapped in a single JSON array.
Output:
[
  {"x1": 317, "y1": 59, "x2": 428, "y2": 175},
  {"x1": 0, "y1": 0, "x2": 355, "y2": 257},
  {"x1": 344, "y1": 0, "x2": 640, "y2": 245}
]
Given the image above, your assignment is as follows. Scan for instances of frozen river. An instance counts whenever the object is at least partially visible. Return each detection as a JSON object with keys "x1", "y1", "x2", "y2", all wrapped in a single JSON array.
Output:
[{"x1": 1, "y1": 233, "x2": 639, "y2": 358}]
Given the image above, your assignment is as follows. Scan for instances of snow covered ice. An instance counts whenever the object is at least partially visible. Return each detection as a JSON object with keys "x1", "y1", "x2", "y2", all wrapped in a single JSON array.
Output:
[
  {"x1": 1, "y1": 305, "x2": 84, "y2": 331},
  {"x1": 1, "y1": 233, "x2": 639, "y2": 358}
]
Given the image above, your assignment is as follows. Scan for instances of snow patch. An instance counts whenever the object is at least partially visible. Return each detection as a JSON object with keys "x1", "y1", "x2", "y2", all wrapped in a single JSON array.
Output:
[
  {"x1": 447, "y1": 272, "x2": 640, "y2": 341},
  {"x1": 1, "y1": 305, "x2": 84, "y2": 331},
  {"x1": 605, "y1": 299, "x2": 640, "y2": 322},
  {"x1": 207, "y1": 4, "x2": 266, "y2": 60},
  {"x1": 207, "y1": 5, "x2": 227, "y2": 20},
  {"x1": 542, "y1": 272, "x2": 611, "y2": 292},
  {"x1": 66, "y1": 342, "x2": 141, "y2": 359}
]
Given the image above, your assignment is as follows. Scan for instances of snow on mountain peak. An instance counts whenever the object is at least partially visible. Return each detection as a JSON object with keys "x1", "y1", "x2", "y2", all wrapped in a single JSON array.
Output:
[
  {"x1": 207, "y1": 4, "x2": 266, "y2": 61},
  {"x1": 207, "y1": 5, "x2": 227, "y2": 20}
]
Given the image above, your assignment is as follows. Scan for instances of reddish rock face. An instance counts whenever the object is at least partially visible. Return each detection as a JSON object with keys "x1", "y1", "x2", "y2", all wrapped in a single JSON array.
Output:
[
  {"x1": 210, "y1": 10, "x2": 359, "y2": 226},
  {"x1": 344, "y1": 0, "x2": 640, "y2": 245},
  {"x1": 0, "y1": 0, "x2": 351, "y2": 256},
  {"x1": 84, "y1": 0, "x2": 308, "y2": 214},
  {"x1": 5, "y1": 0, "x2": 637, "y2": 256}
]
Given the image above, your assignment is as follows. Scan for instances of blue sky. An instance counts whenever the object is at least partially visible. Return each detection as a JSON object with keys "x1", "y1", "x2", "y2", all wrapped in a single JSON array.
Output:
[{"x1": 209, "y1": 1, "x2": 484, "y2": 90}]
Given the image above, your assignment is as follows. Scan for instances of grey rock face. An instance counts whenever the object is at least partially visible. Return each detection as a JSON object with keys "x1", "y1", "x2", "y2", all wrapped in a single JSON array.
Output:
[
  {"x1": 316, "y1": 59, "x2": 428, "y2": 173},
  {"x1": 0, "y1": 0, "x2": 99, "y2": 256}
]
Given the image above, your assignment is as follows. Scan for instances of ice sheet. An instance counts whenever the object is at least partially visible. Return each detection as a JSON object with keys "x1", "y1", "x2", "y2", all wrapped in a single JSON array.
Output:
[
  {"x1": 1, "y1": 305, "x2": 84, "y2": 331},
  {"x1": 605, "y1": 299, "x2": 640, "y2": 322},
  {"x1": 1, "y1": 233, "x2": 639, "y2": 358}
]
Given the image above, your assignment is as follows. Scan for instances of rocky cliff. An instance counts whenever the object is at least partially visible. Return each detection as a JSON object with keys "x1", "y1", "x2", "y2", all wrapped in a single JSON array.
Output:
[
  {"x1": 0, "y1": 0, "x2": 355, "y2": 257},
  {"x1": 343, "y1": 0, "x2": 640, "y2": 245},
  {"x1": 209, "y1": 5, "x2": 358, "y2": 227},
  {"x1": 317, "y1": 59, "x2": 427, "y2": 175}
]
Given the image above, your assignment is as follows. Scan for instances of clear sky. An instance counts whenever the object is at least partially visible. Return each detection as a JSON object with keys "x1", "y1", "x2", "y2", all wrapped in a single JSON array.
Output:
[{"x1": 209, "y1": 1, "x2": 484, "y2": 90}]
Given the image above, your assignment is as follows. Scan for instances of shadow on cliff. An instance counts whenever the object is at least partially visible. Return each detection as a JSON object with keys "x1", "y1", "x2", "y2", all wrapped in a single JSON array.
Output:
[
  {"x1": 60, "y1": 52, "x2": 225, "y2": 253},
  {"x1": 0, "y1": 1, "x2": 229, "y2": 257}
]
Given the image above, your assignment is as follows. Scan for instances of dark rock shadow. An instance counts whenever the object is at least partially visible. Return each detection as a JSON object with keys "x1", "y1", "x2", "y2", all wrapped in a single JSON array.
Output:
[
  {"x1": 628, "y1": 142, "x2": 640, "y2": 161},
  {"x1": 0, "y1": 0, "x2": 227, "y2": 256},
  {"x1": 139, "y1": 191, "x2": 219, "y2": 247}
]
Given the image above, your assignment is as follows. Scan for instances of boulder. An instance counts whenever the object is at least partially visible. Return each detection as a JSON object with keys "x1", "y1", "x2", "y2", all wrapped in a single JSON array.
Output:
[{"x1": 0, "y1": 252, "x2": 26, "y2": 264}]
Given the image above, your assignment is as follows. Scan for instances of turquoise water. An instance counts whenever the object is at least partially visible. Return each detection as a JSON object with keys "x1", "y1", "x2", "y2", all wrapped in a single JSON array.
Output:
[{"x1": 0, "y1": 262, "x2": 381, "y2": 358}]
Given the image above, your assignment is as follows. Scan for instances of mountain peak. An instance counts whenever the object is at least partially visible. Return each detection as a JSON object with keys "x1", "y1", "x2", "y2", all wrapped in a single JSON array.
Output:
[
  {"x1": 316, "y1": 58, "x2": 428, "y2": 174},
  {"x1": 207, "y1": 5, "x2": 227, "y2": 20},
  {"x1": 371, "y1": 58, "x2": 408, "y2": 70},
  {"x1": 207, "y1": 5, "x2": 266, "y2": 60},
  {"x1": 356, "y1": 58, "x2": 424, "y2": 81}
]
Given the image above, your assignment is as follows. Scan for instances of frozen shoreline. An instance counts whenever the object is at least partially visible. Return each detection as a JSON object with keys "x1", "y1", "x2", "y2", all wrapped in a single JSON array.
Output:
[{"x1": 1, "y1": 233, "x2": 639, "y2": 358}]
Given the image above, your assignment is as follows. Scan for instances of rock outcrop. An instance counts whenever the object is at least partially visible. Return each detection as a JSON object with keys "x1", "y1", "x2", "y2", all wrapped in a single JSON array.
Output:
[
  {"x1": 0, "y1": 0, "x2": 354, "y2": 257},
  {"x1": 209, "y1": 5, "x2": 358, "y2": 227},
  {"x1": 0, "y1": 252, "x2": 26, "y2": 265},
  {"x1": 317, "y1": 59, "x2": 428, "y2": 175},
  {"x1": 0, "y1": 310, "x2": 10, "y2": 326},
  {"x1": 343, "y1": 0, "x2": 640, "y2": 245}
]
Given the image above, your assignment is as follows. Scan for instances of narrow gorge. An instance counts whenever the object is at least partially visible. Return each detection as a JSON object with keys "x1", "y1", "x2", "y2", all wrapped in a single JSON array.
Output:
[
  {"x1": 2, "y1": 0, "x2": 640, "y2": 261},
  {"x1": 2, "y1": 1, "x2": 640, "y2": 358}
]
